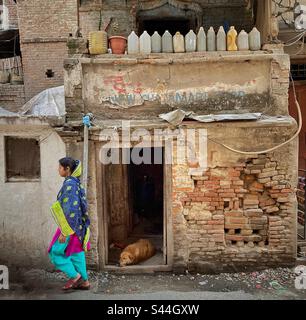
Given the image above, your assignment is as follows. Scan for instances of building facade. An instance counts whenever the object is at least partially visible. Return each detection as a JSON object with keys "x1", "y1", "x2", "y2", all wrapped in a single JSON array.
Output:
[{"x1": 0, "y1": 0, "x2": 300, "y2": 273}]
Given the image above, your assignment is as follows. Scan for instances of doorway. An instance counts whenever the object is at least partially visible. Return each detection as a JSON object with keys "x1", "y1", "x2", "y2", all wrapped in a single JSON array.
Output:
[
  {"x1": 136, "y1": 2, "x2": 199, "y2": 36},
  {"x1": 99, "y1": 147, "x2": 171, "y2": 271},
  {"x1": 138, "y1": 18, "x2": 194, "y2": 36}
]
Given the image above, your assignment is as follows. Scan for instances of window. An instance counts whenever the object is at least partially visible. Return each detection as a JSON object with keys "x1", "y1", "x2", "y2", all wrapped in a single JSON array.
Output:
[
  {"x1": 291, "y1": 63, "x2": 306, "y2": 81},
  {"x1": 5, "y1": 137, "x2": 41, "y2": 181},
  {"x1": 45, "y1": 69, "x2": 55, "y2": 78}
]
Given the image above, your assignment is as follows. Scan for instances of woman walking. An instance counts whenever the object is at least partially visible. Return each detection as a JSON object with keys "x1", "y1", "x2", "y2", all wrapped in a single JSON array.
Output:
[{"x1": 48, "y1": 157, "x2": 91, "y2": 291}]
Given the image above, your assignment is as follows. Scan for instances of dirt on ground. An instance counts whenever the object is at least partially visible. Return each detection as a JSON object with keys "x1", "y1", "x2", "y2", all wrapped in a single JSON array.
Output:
[{"x1": 1, "y1": 266, "x2": 306, "y2": 300}]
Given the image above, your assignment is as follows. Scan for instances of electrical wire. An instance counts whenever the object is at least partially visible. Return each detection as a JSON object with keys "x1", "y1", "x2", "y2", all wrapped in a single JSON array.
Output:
[
  {"x1": 272, "y1": 0, "x2": 295, "y2": 10},
  {"x1": 206, "y1": 73, "x2": 302, "y2": 155},
  {"x1": 284, "y1": 31, "x2": 306, "y2": 44},
  {"x1": 284, "y1": 30, "x2": 306, "y2": 46},
  {"x1": 295, "y1": 34, "x2": 305, "y2": 54}
]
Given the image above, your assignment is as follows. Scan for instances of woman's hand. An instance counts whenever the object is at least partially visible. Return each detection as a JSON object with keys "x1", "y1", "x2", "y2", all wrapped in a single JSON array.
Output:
[{"x1": 58, "y1": 234, "x2": 66, "y2": 243}]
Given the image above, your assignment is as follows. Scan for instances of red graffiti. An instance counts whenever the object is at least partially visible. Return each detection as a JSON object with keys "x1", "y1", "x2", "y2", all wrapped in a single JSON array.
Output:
[
  {"x1": 104, "y1": 76, "x2": 126, "y2": 94},
  {"x1": 104, "y1": 76, "x2": 143, "y2": 95}
]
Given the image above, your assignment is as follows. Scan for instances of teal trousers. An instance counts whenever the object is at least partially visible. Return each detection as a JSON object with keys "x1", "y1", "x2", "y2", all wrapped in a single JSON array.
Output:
[{"x1": 49, "y1": 236, "x2": 88, "y2": 280}]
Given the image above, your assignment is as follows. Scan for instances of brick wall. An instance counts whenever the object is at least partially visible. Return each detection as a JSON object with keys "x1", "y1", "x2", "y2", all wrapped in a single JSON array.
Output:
[
  {"x1": 21, "y1": 41, "x2": 68, "y2": 101},
  {"x1": 0, "y1": 84, "x2": 25, "y2": 112},
  {"x1": 171, "y1": 145, "x2": 297, "y2": 273},
  {"x1": 17, "y1": 0, "x2": 78, "y2": 101},
  {"x1": 17, "y1": 0, "x2": 78, "y2": 40}
]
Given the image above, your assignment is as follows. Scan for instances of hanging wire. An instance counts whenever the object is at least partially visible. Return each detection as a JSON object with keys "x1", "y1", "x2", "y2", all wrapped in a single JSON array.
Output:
[
  {"x1": 204, "y1": 73, "x2": 302, "y2": 155},
  {"x1": 284, "y1": 30, "x2": 306, "y2": 46}
]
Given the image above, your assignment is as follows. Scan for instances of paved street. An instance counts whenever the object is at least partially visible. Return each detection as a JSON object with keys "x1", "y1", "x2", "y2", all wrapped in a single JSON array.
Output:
[{"x1": 1, "y1": 267, "x2": 306, "y2": 300}]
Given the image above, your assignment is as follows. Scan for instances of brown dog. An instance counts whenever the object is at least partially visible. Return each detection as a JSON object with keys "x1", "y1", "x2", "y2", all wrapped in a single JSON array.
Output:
[{"x1": 119, "y1": 239, "x2": 156, "y2": 267}]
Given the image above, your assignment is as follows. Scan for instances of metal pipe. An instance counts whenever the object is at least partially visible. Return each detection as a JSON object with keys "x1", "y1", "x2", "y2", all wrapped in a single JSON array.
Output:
[
  {"x1": 83, "y1": 124, "x2": 89, "y2": 194},
  {"x1": 82, "y1": 113, "x2": 93, "y2": 194}
]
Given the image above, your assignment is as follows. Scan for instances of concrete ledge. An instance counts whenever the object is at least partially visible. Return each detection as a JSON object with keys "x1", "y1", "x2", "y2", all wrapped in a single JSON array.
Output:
[
  {"x1": 76, "y1": 51, "x2": 281, "y2": 66},
  {"x1": 0, "y1": 115, "x2": 65, "y2": 127}
]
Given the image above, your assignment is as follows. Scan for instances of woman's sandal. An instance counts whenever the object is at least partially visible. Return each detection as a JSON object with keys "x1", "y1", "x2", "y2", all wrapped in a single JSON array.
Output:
[
  {"x1": 62, "y1": 274, "x2": 81, "y2": 291},
  {"x1": 72, "y1": 279, "x2": 91, "y2": 290}
]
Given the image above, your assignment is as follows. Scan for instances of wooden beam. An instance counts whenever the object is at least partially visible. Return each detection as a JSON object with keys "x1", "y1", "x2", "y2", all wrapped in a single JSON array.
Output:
[{"x1": 255, "y1": 0, "x2": 273, "y2": 44}]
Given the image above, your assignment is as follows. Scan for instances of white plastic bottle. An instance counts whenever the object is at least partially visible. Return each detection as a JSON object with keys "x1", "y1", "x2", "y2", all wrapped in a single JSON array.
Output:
[
  {"x1": 151, "y1": 31, "x2": 162, "y2": 53},
  {"x1": 197, "y1": 27, "x2": 206, "y2": 52},
  {"x1": 217, "y1": 26, "x2": 226, "y2": 51},
  {"x1": 237, "y1": 30, "x2": 249, "y2": 51},
  {"x1": 185, "y1": 30, "x2": 197, "y2": 52},
  {"x1": 127, "y1": 31, "x2": 139, "y2": 54},
  {"x1": 249, "y1": 27, "x2": 261, "y2": 51},
  {"x1": 140, "y1": 31, "x2": 151, "y2": 54},
  {"x1": 207, "y1": 27, "x2": 216, "y2": 51},
  {"x1": 162, "y1": 30, "x2": 173, "y2": 53}
]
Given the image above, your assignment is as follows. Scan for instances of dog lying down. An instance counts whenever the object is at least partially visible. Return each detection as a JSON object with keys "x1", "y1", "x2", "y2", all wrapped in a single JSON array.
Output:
[{"x1": 119, "y1": 239, "x2": 156, "y2": 267}]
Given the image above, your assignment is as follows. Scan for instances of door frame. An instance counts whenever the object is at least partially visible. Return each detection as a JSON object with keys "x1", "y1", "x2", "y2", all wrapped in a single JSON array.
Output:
[{"x1": 96, "y1": 142, "x2": 173, "y2": 272}]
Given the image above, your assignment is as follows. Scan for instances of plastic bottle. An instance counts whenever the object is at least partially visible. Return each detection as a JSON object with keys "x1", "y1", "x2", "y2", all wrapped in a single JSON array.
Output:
[
  {"x1": 173, "y1": 31, "x2": 185, "y2": 53},
  {"x1": 139, "y1": 31, "x2": 151, "y2": 54},
  {"x1": 185, "y1": 30, "x2": 197, "y2": 52},
  {"x1": 151, "y1": 31, "x2": 162, "y2": 53},
  {"x1": 162, "y1": 30, "x2": 173, "y2": 53},
  {"x1": 227, "y1": 26, "x2": 238, "y2": 51},
  {"x1": 127, "y1": 31, "x2": 139, "y2": 54},
  {"x1": 88, "y1": 31, "x2": 108, "y2": 54},
  {"x1": 217, "y1": 26, "x2": 226, "y2": 51},
  {"x1": 197, "y1": 27, "x2": 206, "y2": 51},
  {"x1": 249, "y1": 27, "x2": 261, "y2": 51},
  {"x1": 207, "y1": 27, "x2": 216, "y2": 52},
  {"x1": 237, "y1": 30, "x2": 249, "y2": 51}
]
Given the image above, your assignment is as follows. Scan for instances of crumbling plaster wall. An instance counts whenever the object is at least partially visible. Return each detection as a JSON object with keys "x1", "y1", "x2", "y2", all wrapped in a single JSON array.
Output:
[
  {"x1": 0, "y1": 120, "x2": 66, "y2": 268},
  {"x1": 64, "y1": 49, "x2": 290, "y2": 122},
  {"x1": 171, "y1": 123, "x2": 298, "y2": 273}
]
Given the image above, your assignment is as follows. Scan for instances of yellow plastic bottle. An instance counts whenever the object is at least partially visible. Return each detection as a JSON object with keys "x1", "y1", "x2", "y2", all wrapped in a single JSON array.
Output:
[
  {"x1": 227, "y1": 26, "x2": 238, "y2": 51},
  {"x1": 88, "y1": 31, "x2": 108, "y2": 55}
]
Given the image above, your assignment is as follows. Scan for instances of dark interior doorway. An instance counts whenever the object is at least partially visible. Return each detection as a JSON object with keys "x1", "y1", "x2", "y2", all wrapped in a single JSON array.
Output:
[
  {"x1": 139, "y1": 18, "x2": 193, "y2": 36},
  {"x1": 137, "y1": 2, "x2": 198, "y2": 36},
  {"x1": 130, "y1": 147, "x2": 164, "y2": 236},
  {"x1": 105, "y1": 147, "x2": 165, "y2": 267}
]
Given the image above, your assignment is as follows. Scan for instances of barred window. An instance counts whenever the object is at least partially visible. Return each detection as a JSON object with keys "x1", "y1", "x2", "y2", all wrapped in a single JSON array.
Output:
[{"x1": 291, "y1": 63, "x2": 306, "y2": 81}]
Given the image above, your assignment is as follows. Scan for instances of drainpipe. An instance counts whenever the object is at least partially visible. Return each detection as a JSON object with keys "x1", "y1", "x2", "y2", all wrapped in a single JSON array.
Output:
[{"x1": 82, "y1": 113, "x2": 93, "y2": 194}]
